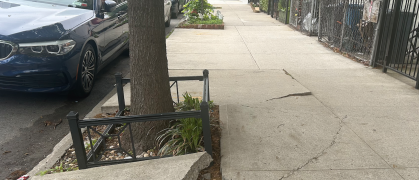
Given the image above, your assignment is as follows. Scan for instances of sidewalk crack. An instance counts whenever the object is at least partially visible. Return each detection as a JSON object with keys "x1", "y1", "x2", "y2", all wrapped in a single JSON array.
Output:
[
  {"x1": 279, "y1": 115, "x2": 347, "y2": 180},
  {"x1": 266, "y1": 92, "x2": 312, "y2": 101}
]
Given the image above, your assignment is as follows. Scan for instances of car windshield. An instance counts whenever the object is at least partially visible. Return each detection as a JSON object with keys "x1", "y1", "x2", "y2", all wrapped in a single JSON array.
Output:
[{"x1": 23, "y1": 0, "x2": 94, "y2": 10}]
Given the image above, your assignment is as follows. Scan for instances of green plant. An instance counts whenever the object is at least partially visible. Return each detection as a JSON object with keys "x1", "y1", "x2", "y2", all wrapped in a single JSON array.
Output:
[
  {"x1": 85, "y1": 139, "x2": 97, "y2": 151},
  {"x1": 260, "y1": 0, "x2": 268, "y2": 11},
  {"x1": 37, "y1": 161, "x2": 79, "y2": 176},
  {"x1": 176, "y1": 92, "x2": 214, "y2": 111},
  {"x1": 182, "y1": 0, "x2": 214, "y2": 18},
  {"x1": 157, "y1": 92, "x2": 214, "y2": 156},
  {"x1": 189, "y1": 18, "x2": 223, "y2": 25},
  {"x1": 157, "y1": 117, "x2": 203, "y2": 156}
]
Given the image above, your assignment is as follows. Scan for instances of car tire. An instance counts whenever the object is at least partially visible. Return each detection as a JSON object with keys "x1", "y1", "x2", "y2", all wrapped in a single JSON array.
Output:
[
  {"x1": 71, "y1": 44, "x2": 97, "y2": 97},
  {"x1": 171, "y1": 3, "x2": 179, "y2": 18},
  {"x1": 165, "y1": 12, "x2": 171, "y2": 27}
]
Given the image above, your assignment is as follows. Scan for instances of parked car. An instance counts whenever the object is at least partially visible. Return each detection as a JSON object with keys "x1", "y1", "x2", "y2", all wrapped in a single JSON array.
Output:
[
  {"x1": 171, "y1": 0, "x2": 189, "y2": 18},
  {"x1": 0, "y1": 0, "x2": 172, "y2": 96}
]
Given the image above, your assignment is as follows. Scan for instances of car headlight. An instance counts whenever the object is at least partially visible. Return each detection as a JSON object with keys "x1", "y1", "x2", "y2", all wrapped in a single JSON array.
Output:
[{"x1": 19, "y1": 40, "x2": 76, "y2": 55}]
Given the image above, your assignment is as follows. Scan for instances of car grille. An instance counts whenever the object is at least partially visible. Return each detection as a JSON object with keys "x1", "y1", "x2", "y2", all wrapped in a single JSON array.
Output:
[
  {"x1": 0, "y1": 73, "x2": 68, "y2": 89},
  {"x1": 0, "y1": 42, "x2": 13, "y2": 60}
]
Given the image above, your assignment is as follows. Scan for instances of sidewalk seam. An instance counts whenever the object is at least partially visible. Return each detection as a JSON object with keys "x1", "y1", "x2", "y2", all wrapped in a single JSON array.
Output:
[{"x1": 234, "y1": 26, "x2": 260, "y2": 70}]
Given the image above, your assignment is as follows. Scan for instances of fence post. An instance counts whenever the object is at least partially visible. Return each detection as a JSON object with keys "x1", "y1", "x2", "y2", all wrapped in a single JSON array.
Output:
[
  {"x1": 383, "y1": 0, "x2": 402, "y2": 73},
  {"x1": 115, "y1": 73, "x2": 125, "y2": 113},
  {"x1": 285, "y1": 0, "x2": 290, "y2": 24},
  {"x1": 203, "y1": 70, "x2": 210, "y2": 101},
  {"x1": 67, "y1": 111, "x2": 88, "y2": 169},
  {"x1": 308, "y1": 0, "x2": 315, "y2": 35},
  {"x1": 339, "y1": 0, "x2": 348, "y2": 50},
  {"x1": 370, "y1": 0, "x2": 388, "y2": 67},
  {"x1": 416, "y1": 76, "x2": 419, "y2": 89},
  {"x1": 200, "y1": 102, "x2": 213, "y2": 157},
  {"x1": 317, "y1": 0, "x2": 322, "y2": 40}
]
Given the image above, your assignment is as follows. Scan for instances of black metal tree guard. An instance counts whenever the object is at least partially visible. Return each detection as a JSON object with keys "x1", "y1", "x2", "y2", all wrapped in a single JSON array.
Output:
[{"x1": 68, "y1": 70, "x2": 213, "y2": 169}]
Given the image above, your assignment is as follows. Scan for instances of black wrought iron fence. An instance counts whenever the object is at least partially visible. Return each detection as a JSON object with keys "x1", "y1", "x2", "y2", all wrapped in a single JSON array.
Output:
[
  {"x1": 68, "y1": 70, "x2": 213, "y2": 169},
  {"x1": 373, "y1": 0, "x2": 419, "y2": 89}
]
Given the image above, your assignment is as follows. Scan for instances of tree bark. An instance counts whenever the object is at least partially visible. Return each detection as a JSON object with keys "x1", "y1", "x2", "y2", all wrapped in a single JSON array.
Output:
[{"x1": 122, "y1": 0, "x2": 174, "y2": 154}]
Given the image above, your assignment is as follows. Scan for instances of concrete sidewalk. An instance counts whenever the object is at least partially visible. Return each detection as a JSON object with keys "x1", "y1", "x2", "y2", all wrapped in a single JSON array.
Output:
[{"x1": 166, "y1": 3, "x2": 419, "y2": 180}]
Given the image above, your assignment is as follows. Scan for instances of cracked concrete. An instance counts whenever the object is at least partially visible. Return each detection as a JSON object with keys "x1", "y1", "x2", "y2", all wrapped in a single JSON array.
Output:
[
  {"x1": 266, "y1": 92, "x2": 312, "y2": 101},
  {"x1": 278, "y1": 115, "x2": 346, "y2": 180},
  {"x1": 166, "y1": 2, "x2": 419, "y2": 179}
]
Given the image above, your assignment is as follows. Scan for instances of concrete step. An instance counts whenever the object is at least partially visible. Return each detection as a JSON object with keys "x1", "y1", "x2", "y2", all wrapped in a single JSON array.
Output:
[{"x1": 31, "y1": 152, "x2": 212, "y2": 180}]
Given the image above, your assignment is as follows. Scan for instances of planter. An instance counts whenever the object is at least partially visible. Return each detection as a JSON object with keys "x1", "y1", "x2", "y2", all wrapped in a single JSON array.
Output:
[
  {"x1": 250, "y1": 3, "x2": 260, "y2": 13},
  {"x1": 177, "y1": 23, "x2": 224, "y2": 30}
]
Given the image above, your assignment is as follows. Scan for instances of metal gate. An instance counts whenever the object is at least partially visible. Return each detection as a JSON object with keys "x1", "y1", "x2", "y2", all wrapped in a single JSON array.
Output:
[{"x1": 373, "y1": 0, "x2": 419, "y2": 89}]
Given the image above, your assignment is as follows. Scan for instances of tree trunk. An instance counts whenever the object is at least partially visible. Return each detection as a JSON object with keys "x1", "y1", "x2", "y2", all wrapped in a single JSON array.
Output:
[{"x1": 122, "y1": 0, "x2": 174, "y2": 154}]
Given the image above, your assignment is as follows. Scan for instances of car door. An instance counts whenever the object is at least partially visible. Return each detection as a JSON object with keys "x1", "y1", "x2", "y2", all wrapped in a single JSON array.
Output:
[{"x1": 101, "y1": 0, "x2": 127, "y2": 62}]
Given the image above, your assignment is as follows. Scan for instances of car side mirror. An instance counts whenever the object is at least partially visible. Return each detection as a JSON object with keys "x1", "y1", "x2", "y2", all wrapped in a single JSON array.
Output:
[{"x1": 103, "y1": 0, "x2": 117, "y2": 12}]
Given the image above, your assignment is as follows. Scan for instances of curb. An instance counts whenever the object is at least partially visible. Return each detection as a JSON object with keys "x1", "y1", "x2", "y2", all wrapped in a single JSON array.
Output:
[{"x1": 27, "y1": 87, "x2": 118, "y2": 179}]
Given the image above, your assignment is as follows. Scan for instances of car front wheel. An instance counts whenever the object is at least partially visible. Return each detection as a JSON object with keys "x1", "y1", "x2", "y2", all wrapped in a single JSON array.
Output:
[{"x1": 71, "y1": 44, "x2": 97, "y2": 97}]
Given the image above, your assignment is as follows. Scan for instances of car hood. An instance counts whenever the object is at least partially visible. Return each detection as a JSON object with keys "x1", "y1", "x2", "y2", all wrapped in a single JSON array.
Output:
[{"x1": 0, "y1": 0, "x2": 94, "y2": 42}]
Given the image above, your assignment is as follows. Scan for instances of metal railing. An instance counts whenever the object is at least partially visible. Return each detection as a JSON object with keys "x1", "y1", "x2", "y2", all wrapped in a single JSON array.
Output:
[
  {"x1": 68, "y1": 70, "x2": 212, "y2": 169},
  {"x1": 373, "y1": 0, "x2": 419, "y2": 89}
]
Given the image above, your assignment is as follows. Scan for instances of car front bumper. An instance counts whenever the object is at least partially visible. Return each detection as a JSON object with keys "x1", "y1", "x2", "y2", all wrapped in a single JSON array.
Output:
[{"x1": 0, "y1": 52, "x2": 80, "y2": 93}]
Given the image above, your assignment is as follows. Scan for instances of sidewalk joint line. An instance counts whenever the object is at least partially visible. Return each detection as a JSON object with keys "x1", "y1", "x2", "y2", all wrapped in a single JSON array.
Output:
[{"x1": 234, "y1": 26, "x2": 260, "y2": 70}]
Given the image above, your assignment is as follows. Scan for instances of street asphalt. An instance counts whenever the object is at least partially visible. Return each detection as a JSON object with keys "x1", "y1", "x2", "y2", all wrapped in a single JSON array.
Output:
[{"x1": 0, "y1": 14, "x2": 183, "y2": 179}]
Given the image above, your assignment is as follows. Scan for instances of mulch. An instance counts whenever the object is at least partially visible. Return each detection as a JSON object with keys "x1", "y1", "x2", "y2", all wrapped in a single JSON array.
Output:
[{"x1": 197, "y1": 105, "x2": 222, "y2": 180}]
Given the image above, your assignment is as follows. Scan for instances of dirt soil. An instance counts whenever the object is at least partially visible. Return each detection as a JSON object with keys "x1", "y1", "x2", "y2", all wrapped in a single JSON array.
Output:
[
  {"x1": 36, "y1": 106, "x2": 222, "y2": 179},
  {"x1": 197, "y1": 105, "x2": 222, "y2": 180}
]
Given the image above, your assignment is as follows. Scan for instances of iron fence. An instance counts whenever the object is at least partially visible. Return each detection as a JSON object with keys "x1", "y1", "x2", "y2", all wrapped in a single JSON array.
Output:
[
  {"x1": 319, "y1": 0, "x2": 378, "y2": 62},
  {"x1": 68, "y1": 70, "x2": 213, "y2": 169},
  {"x1": 277, "y1": 0, "x2": 291, "y2": 23},
  {"x1": 373, "y1": 0, "x2": 419, "y2": 88},
  {"x1": 300, "y1": 0, "x2": 319, "y2": 35},
  {"x1": 290, "y1": 0, "x2": 302, "y2": 28},
  {"x1": 319, "y1": 0, "x2": 347, "y2": 48},
  {"x1": 289, "y1": 0, "x2": 319, "y2": 35}
]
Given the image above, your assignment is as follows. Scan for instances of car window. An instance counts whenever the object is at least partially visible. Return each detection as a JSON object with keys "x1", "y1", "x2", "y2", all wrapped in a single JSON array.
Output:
[{"x1": 22, "y1": 0, "x2": 94, "y2": 10}]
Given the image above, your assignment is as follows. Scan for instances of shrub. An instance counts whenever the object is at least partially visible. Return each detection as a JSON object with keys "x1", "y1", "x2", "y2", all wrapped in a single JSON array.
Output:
[
  {"x1": 183, "y1": 0, "x2": 214, "y2": 18},
  {"x1": 157, "y1": 93, "x2": 213, "y2": 156}
]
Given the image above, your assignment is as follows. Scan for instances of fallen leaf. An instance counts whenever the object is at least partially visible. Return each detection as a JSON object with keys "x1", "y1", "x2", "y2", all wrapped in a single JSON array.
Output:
[{"x1": 3, "y1": 151, "x2": 11, "y2": 155}]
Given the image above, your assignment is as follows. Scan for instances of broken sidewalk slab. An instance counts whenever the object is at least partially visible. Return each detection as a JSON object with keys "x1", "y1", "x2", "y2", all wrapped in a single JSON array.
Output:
[{"x1": 31, "y1": 152, "x2": 212, "y2": 180}]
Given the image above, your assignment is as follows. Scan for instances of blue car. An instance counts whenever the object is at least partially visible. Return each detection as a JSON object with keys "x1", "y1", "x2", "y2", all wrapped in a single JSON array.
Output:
[{"x1": 0, "y1": 0, "x2": 172, "y2": 96}]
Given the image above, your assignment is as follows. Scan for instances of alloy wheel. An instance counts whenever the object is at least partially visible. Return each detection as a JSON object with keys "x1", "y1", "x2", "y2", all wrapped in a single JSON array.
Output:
[{"x1": 81, "y1": 50, "x2": 95, "y2": 92}]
